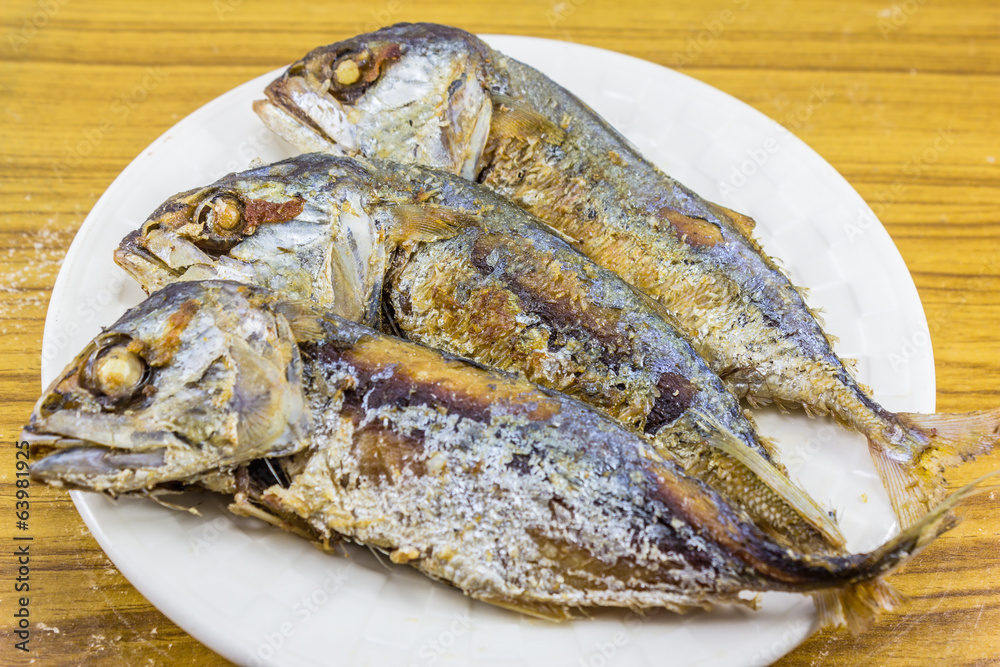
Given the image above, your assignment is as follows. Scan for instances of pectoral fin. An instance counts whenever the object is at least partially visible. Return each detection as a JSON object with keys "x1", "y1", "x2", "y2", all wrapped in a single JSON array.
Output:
[
  {"x1": 489, "y1": 94, "x2": 568, "y2": 146},
  {"x1": 268, "y1": 298, "x2": 327, "y2": 343},
  {"x1": 386, "y1": 204, "x2": 482, "y2": 248}
]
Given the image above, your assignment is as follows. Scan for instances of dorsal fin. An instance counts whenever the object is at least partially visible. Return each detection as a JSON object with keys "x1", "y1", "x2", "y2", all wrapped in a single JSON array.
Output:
[
  {"x1": 659, "y1": 208, "x2": 724, "y2": 249},
  {"x1": 386, "y1": 204, "x2": 482, "y2": 248},
  {"x1": 490, "y1": 94, "x2": 567, "y2": 146}
]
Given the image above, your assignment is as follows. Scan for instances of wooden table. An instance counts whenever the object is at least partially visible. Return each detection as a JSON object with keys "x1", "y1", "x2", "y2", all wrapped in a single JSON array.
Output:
[{"x1": 2, "y1": 1, "x2": 998, "y2": 664}]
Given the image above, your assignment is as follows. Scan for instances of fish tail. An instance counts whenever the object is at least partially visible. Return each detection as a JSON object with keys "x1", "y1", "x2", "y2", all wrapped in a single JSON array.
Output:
[
  {"x1": 812, "y1": 469, "x2": 998, "y2": 632},
  {"x1": 811, "y1": 579, "x2": 903, "y2": 635},
  {"x1": 869, "y1": 407, "x2": 1000, "y2": 528}
]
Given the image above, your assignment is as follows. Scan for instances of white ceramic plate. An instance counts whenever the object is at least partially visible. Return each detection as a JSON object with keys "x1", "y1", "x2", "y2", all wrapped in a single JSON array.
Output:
[{"x1": 41, "y1": 36, "x2": 934, "y2": 667}]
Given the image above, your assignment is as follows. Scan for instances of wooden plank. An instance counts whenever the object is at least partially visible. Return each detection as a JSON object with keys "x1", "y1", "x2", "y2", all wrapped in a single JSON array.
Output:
[{"x1": 1, "y1": 1, "x2": 998, "y2": 664}]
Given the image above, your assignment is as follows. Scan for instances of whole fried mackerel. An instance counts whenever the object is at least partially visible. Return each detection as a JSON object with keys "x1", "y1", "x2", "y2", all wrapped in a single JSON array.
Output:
[{"x1": 24, "y1": 280, "x2": 976, "y2": 631}]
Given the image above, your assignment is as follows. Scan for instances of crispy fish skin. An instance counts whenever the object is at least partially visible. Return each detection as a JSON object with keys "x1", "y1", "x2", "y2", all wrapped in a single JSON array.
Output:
[
  {"x1": 114, "y1": 153, "x2": 845, "y2": 554},
  {"x1": 22, "y1": 280, "x2": 972, "y2": 630},
  {"x1": 255, "y1": 23, "x2": 1000, "y2": 527}
]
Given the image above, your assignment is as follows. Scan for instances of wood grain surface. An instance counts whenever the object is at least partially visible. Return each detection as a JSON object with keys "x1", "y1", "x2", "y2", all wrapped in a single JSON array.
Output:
[{"x1": 1, "y1": 1, "x2": 998, "y2": 665}]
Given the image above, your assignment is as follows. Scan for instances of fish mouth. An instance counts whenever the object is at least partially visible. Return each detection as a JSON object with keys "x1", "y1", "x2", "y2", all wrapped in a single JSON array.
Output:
[
  {"x1": 21, "y1": 428, "x2": 90, "y2": 453},
  {"x1": 263, "y1": 79, "x2": 336, "y2": 145},
  {"x1": 22, "y1": 427, "x2": 169, "y2": 488},
  {"x1": 114, "y1": 229, "x2": 183, "y2": 294},
  {"x1": 254, "y1": 84, "x2": 355, "y2": 158},
  {"x1": 115, "y1": 227, "x2": 253, "y2": 294}
]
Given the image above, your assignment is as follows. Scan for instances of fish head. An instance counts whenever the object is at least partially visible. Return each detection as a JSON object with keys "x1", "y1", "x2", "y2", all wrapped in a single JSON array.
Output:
[
  {"x1": 115, "y1": 154, "x2": 388, "y2": 324},
  {"x1": 254, "y1": 23, "x2": 495, "y2": 179},
  {"x1": 24, "y1": 281, "x2": 315, "y2": 493}
]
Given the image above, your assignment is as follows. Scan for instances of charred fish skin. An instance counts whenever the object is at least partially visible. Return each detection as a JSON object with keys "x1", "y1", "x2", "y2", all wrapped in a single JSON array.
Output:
[
  {"x1": 284, "y1": 317, "x2": 751, "y2": 614},
  {"x1": 114, "y1": 153, "x2": 846, "y2": 553},
  {"x1": 255, "y1": 23, "x2": 1000, "y2": 528},
  {"x1": 388, "y1": 226, "x2": 726, "y2": 440},
  {"x1": 24, "y1": 280, "x2": 964, "y2": 629},
  {"x1": 112, "y1": 153, "x2": 755, "y2": 450}
]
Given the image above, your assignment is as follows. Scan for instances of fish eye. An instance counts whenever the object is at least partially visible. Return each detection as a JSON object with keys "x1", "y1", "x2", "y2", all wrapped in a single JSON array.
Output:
[
  {"x1": 195, "y1": 193, "x2": 244, "y2": 236},
  {"x1": 329, "y1": 51, "x2": 371, "y2": 102},
  {"x1": 333, "y1": 57, "x2": 361, "y2": 86},
  {"x1": 83, "y1": 341, "x2": 149, "y2": 402},
  {"x1": 327, "y1": 44, "x2": 400, "y2": 104}
]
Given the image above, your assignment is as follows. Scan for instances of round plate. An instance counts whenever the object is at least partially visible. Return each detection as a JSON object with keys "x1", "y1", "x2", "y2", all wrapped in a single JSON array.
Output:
[{"x1": 40, "y1": 35, "x2": 934, "y2": 667}]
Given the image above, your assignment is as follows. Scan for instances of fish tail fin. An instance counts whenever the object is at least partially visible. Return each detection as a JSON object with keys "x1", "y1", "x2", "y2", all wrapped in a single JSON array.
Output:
[
  {"x1": 816, "y1": 469, "x2": 998, "y2": 632},
  {"x1": 812, "y1": 579, "x2": 903, "y2": 635},
  {"x1": 869, "y1": 407, "x2": 1000, "y2": 528}
]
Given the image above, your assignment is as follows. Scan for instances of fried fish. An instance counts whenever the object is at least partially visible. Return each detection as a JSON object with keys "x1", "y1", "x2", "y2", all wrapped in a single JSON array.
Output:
[
  {"x1": 114, "y1": 153, "x2": 846, "y2": 552},
  {"x1": 23, "y1": 280, "x2": 979, "y2": 631}
]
